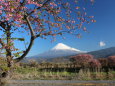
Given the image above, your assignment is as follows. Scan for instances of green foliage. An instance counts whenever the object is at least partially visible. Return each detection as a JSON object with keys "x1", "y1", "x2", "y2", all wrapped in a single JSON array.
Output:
[
  {"x1": 17, "y1": 38, "x2": 25, "y2": 41},
  {"x1": 38, "y1": 12, "x2": 41, "y2": 15},
  {"x1": 14, "y1": 67, "x2": 38, "y2": 74},
  {"x1": 13, "y1": 51, "x2": 23, "y2": 57},
  {"x1": 10, "y1": 38, "x2": 25, "y2": 41},
  {"x1": 0, "y1": 65, "x2": 9, "y2": 71}
]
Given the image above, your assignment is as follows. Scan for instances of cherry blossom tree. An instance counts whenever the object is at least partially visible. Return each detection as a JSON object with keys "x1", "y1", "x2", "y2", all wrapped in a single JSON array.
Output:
[
  {"x1": 0, "y1": 0, "x2": 95, "y2": 78},
  {"x1": 108, "y1": 56, "x2": 115, "y2": 67},
  {"x1": 89, "y1": 59, "x2": 101, "y2": 68},
  {"x1": 98, "y1": 58, "x2": 108, "y2": 67},
  {"x1": 70, "y1": 54, "x2": 94, "y2": 68}
]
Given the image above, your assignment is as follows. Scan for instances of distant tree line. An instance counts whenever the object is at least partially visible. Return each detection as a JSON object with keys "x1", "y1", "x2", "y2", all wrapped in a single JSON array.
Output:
[
  {"x1": 70, "y1": 54, "x2": 115, "y2": 71},
  {"x1": 0, "y1": 54, "x2": 115, "y2": 72},
  {"x1": 13, "y1": 54, "x2": 115, "y2": 72}
]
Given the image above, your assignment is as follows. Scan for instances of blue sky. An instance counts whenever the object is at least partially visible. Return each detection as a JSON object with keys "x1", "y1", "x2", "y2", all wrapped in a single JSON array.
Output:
[{"x1": 19, "y1": 0, "x2": 115, "y2": 57}]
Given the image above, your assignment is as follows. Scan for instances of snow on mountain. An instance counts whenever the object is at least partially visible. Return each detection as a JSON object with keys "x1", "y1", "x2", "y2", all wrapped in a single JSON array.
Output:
[
  {"x1": 30, "y1": 43, "x2": 86, "y2": 59},
  {"x1": 52, "y1": 43, "x2": 81, "y2": 51}
]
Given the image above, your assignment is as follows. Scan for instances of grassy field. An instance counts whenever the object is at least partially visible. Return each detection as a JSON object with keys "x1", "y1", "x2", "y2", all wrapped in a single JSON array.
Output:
[
  {"x1": 10, "y1": 66, "x2": 115, "y2": 80},
  {"x1": 0, "y1": 57, "x2": 115, "y2": 80}
]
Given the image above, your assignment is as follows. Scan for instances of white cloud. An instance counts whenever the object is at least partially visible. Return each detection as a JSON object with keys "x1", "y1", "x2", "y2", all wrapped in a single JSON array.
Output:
[{"x1": 99, "y1": 41, "x2": 106, "y2": 47}]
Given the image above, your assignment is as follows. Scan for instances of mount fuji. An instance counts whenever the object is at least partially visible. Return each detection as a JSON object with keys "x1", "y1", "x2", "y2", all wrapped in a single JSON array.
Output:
[{"x1": 29, "y1": 43, "x2": 86, "y2": 59}]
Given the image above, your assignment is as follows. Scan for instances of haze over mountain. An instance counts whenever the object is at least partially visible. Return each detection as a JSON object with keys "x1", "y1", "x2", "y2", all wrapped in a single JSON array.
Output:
[{"x1": 29, "y1": 43, "x2": 86, "y2": 59}]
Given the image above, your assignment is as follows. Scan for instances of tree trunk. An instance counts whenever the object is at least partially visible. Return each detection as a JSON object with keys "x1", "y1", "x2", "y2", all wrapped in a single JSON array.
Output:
[
  {"x1": 0, "y1": 28, "x2": 12, "y2": 85},
  {"x1": 6, "y1": 29, "x2": 12, "y2": 68}
]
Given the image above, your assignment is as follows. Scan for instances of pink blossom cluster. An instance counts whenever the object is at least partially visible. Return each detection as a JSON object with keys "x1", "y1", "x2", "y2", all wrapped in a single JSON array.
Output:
[
  {"x1": 89, "y1": 59, "x2": 101, "y2": 68},
  {"x1": 0, "y1": 0, "x2": 95, "y2": 39}
]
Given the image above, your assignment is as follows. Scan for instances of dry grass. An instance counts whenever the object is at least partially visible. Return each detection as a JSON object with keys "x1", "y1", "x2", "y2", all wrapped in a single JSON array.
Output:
[{"x1": 9, "y1": 67, "x2": 115, "y2": 80}]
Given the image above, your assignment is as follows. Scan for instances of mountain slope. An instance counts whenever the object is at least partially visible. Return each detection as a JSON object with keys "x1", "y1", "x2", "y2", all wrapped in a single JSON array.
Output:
[{"x1": 88, "y1": 47, "x2": 115, "y2": 58}]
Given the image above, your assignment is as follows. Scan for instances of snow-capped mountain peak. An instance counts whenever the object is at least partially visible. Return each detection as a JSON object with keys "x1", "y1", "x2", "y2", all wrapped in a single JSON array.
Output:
[
  {"x1": 29, "y1": 43, "x2": 86, "y2": 59},
  {"x1": 52, "y1": 43, "x2": 80, "y2": 51}
]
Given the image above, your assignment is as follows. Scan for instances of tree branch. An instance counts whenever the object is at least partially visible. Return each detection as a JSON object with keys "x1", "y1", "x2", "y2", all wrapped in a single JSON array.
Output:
[
  {"x1": 27, "y1": 0, "x2": 51, "y2": 16},
  {"x1": 14, "y1": 15, "x2": 36, "y2": 63},
  {"x1": 24, "y1": 15, "x2": 35, "y2": 37},
  {"x1": 0, "y1": 21, "x2": 6, "y2": 29}
]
